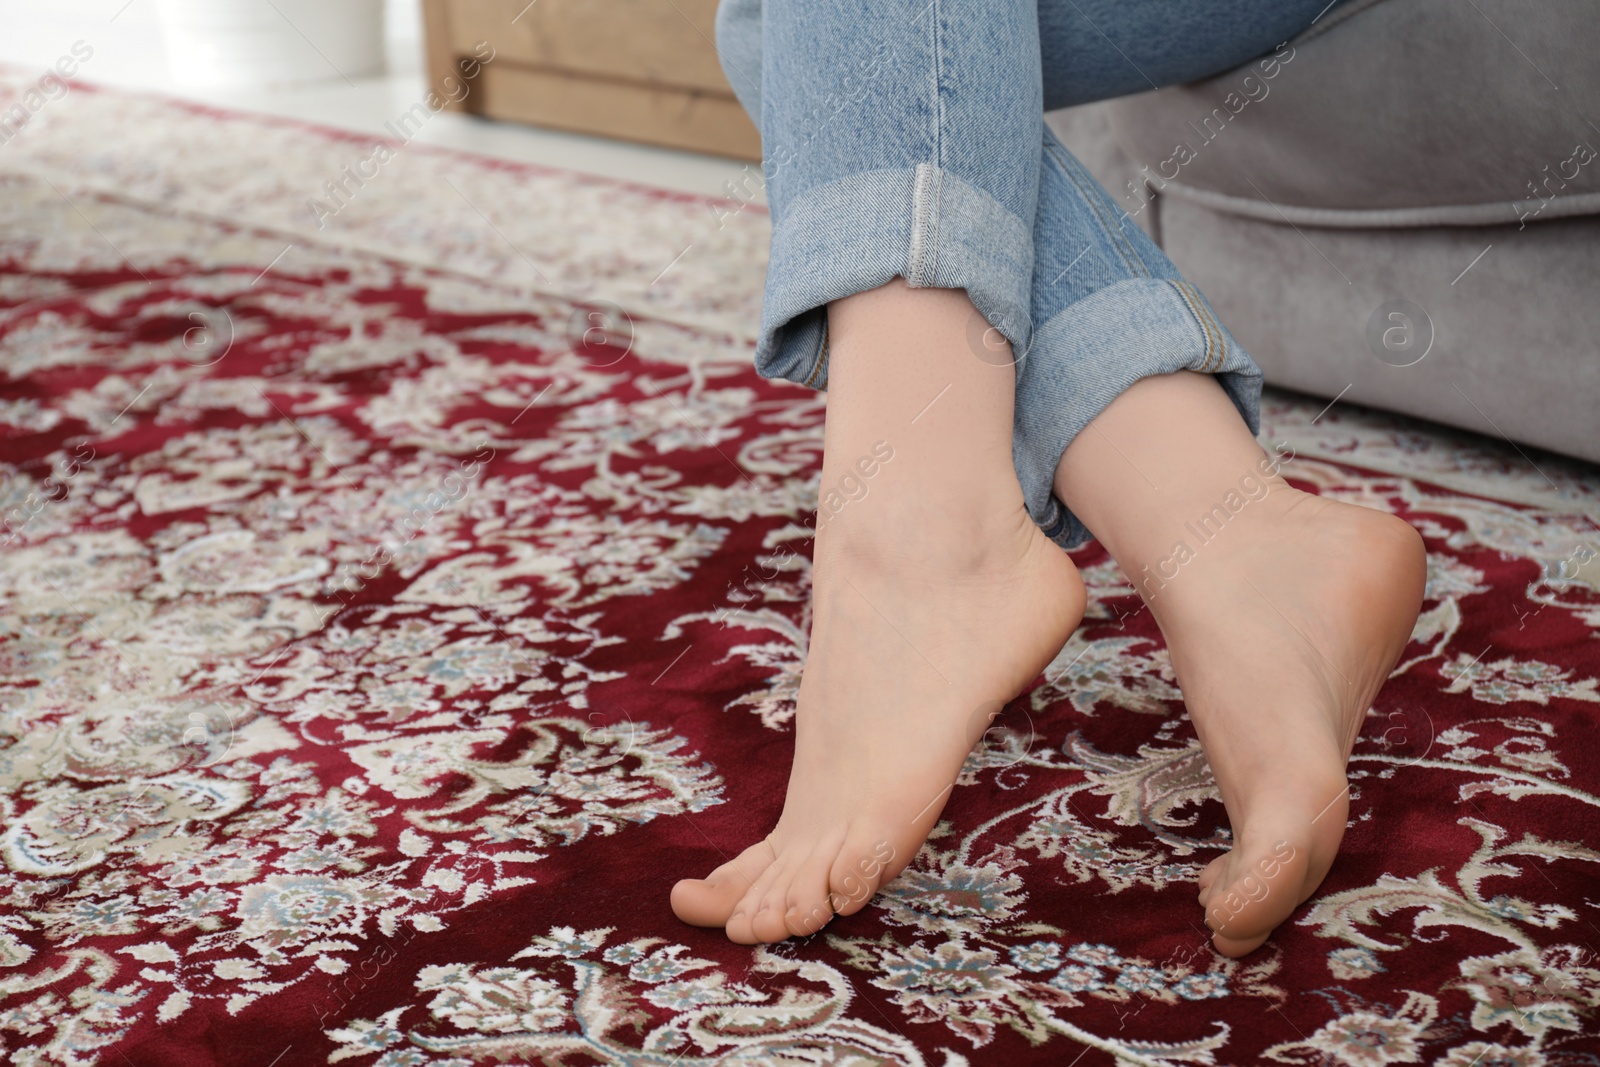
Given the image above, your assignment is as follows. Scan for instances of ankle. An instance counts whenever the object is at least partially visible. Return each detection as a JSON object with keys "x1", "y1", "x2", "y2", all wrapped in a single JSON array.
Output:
[
  {"x1": 814, "y1": 469, "x2": 1034, "y2": 578},
  {"x1": 1052, "y1": 372, "x2": 1302, "y2": 576},
  {"x1": 817, "y1": 405, "x2": 1029, "y2": 570},
  {"x1": 823, "y1": 281, "x2": 1019, "y2": 476}
]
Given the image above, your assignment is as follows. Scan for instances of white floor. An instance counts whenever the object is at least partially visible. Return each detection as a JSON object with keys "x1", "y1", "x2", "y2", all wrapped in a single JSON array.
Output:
[{"x1": 0, "y1": 0, "x2": 760, "y2": 202}]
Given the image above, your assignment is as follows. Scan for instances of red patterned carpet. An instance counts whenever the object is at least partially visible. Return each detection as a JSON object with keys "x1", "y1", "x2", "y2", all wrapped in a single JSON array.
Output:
[{"x1": 3, "y1": 77, "x2": 1600, "y2": 1067}]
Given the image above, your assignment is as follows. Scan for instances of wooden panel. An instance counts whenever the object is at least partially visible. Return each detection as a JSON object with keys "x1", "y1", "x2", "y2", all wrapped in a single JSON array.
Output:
[
  {"x1": 420, "y1": 0, "x2": 468, "y2": 111},
  {"x1": 444, "y1": 0, "x2": 731, "y2": 94},
  {"x1": 469, "y1": 61, "x2": 760, "y2": 160}
]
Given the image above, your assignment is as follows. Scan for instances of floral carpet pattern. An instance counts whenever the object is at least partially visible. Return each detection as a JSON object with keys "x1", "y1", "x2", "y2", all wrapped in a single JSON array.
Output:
[{"x1": 3, "y1": 75, "x2": 1600, "y2": 1067}]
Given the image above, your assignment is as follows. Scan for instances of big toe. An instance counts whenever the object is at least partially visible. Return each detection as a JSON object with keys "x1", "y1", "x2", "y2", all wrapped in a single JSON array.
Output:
[
  {"x1": 1202, "y1": 833, "x2": 1315, "y2": 957},
  {"x1": 671, "y1": 839, "x2": 776, "y2": 928},
  {"x1": 828, "y1": 831, "x2": 906, "y2": 918},
  {"x1": 671, "y1": 875, "x2": 744, "y2": 929},
  {"x1": 1196, "y1": 853, "x2": 1228, "y2": 907}
]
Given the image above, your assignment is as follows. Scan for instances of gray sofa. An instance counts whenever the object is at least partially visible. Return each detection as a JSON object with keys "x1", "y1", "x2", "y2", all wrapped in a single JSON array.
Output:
[{"x1": 1047, "y1": 0, "x2": 1600, "y2": 463}]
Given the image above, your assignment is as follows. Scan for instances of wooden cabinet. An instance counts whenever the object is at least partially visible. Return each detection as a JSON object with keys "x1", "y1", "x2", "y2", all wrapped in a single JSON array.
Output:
[{"x1": 422, "y1": 0, "x2": 761, "y2": 159}]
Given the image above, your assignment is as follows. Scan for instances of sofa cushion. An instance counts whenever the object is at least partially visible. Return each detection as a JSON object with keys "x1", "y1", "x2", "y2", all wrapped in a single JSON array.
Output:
[
  {"x1": 1105, "y1": 0, "x2": 1600, "y2": 227},
  {"x1": 1156, "y1": 198, "x2": 1600, "y2": 463}
]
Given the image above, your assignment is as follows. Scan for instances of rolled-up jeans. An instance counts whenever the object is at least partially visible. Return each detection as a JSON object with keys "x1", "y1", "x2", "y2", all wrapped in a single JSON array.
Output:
[{"x1": 715, "y1": 0, "x2": 1342, "y2": 547}]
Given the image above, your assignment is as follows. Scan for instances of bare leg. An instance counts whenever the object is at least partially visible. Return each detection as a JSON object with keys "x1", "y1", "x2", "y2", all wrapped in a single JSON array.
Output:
[
  {"x1": 672, "y1": 281, "x2": 1086, "y2": 943},
  {"x1": 1055, "y1": 371, "x2": 1425, "y2": 955}
]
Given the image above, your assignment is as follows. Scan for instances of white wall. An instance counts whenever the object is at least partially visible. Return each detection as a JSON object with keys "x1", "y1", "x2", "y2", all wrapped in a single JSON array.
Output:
[{"x1": 0, "y1": 0, "x2": 423, "y2": 90}]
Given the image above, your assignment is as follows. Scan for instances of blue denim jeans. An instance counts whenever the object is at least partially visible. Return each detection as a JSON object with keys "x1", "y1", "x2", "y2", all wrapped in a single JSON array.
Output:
[{"x1": 715, "y1": 0, "x2": 1341, "y2": 547}]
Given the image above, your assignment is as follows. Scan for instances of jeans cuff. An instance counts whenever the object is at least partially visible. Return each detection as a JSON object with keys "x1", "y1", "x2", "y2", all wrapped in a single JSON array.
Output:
[
  {"x1": 1015, "y1": 277, "x2": 1264, "y2": 550},
  {"x1": 754, "y1": 164, "x2": 1036, "y2": 389}
]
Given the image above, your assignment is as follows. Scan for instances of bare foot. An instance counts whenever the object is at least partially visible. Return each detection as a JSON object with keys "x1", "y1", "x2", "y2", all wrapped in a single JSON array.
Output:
[
  {"x1": 1055, "y1": 372, "x2": 1425, "y2": 956},
  {"x1": 1167, "y1": 489, "x2": 1422, "y2": 954},
  {"x1": 672, "y1": 282, "x2": 1086, "y2": 943}
]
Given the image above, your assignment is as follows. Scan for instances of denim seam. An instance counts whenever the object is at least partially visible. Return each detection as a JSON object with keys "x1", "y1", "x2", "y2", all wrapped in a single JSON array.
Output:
[
  {"x1": 1177, "y1": 281, "x2": 1217, "y2": 371},
  {"x1": 1045, "y1": 141, "x2": 1132, "y2": 278},
  {"x1": 1202, "y1": 292, "x2": 1229, "y2": 371},
  {"x1": 1196, "y1": 287, "x2": 1229, "y2": 373},
  {"x1": 1195, "y1": 287, "x2": 1223, "y2": 373},
  {"x1": 756, "y1": 168, "x2": 1033, "y2": 385},
  {"x1": 908, "y1": 163, "x2": 941, "y2": 286},
  {"x1": 1170, "y1": 281, "x2": 1220, "y2": 371},
  {"x1": 1046, "y1": 139, "x2": 1145, "y2": 277},
  {"x1": 804, "y1": 318, "x2": 830, "y2": 388},
  {"x1": 1179, "y1": 280, "x2": 1228, "y2": 372},
  {"x1": 1046, "y1": 140, "x2": 1149, "y2": 281}
]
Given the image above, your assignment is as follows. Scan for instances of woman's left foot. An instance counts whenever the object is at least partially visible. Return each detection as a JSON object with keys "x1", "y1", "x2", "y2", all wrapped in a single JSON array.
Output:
[
  {"x1": 1159, "y1": 486, "x2": 1424, "y2": 955},
  {"x1": 1055, "y1": 371, "x2": 1426, "y2": 955}
]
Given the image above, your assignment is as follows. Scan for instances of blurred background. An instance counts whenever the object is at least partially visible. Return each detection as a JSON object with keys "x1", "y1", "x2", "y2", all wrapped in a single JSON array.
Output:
[{"x1": 0, "y1": 0, "x2": 748, "y2": 198}]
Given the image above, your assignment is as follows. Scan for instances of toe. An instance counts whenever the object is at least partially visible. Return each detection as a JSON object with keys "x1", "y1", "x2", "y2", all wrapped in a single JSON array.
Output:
[
  {"x1": 783, "y1": 845, "x2": 839, "y2": 937},
  {"x1": 750, "y1": 905, "x2": 791, "y2": 944},
  {"x1": 1211, "y1": 928, "x2": 1273, "y2": 957},
  {"x1": 671, "y1": 839, "x2": 776, "y2": 929},
  {"x1": 828, "y1": 833, "x2": 901, "y2": 918},
  {"x1": 1202, "y1": 834, "x2": 1312, "y2": 956},
  {"x1": 726, "y1": 851, "x2": 789, "y2": 945},
  {"x1": 750, "y1": 863, "x2": 800, "y2": 943},
  {"x1": 1196, "y1": 854, "x2": 1228, "y2": 906}
]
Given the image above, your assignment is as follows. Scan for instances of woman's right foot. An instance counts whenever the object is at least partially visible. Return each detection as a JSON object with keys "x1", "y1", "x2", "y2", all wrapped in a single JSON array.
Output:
[
  {"x1": 671, "y1": 282, "x2": 1085, "y2": 944},
  {"x1": 1056, "y1": 372, "x2": 1425, "y2": 956},
  {"x1": 671, "y1": 495, "x2": 1084, "y2": 944}
]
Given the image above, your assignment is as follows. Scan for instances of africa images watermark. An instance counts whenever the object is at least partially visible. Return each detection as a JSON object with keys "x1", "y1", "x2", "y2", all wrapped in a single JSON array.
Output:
[
  {"x1": 1121, "y1": 40, "x2": 1297, "y2": 221},
  {"x1": 1, "y1": 442, "x2": 96, "y2": 548},
  {"x1": 306, "y1": 41, "x2": 497, "y2": 229},
  {"x1": 1514, "y1": 136, "x2": 1596, "y2": 229},
  {"x1": 713, "y1": 439, "x2": 895, "y2": 627},
  {"x1": 813, "y1": 439, "x2": 895, "y2": 531},
  {"x1": 1133, "y1": 440, "x2": 1297, "y2": 603},
  {"x1": 0, "y1": 40, "x2": 93, "y2": 146},
  {"x1": 1207, "y1": 840, "x2": 1297, "y2": 936}
]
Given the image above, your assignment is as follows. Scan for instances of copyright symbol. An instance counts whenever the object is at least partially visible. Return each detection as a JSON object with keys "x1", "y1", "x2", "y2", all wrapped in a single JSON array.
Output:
[
  {"x1": 177, "y1": 699, "x2": 236, "y2": 767},
  {"x1": 1375, "y1": 705, "x2": 1434, "y2": 768},
  {"x1": 581, "y1": 710, "x2": 637, "y2": 761},
  {"x1": 1365, "y1": 299, "x2": 1432, "y2": 368},
  {"x1": 965, "y1": 309, "x2": 1018, "y2": 368},
  {"x1": 566, "y1": 301, "x2": 634, "y2": 368},
  {"x1": 172, "y1": 307, "x2": 236, "y2": 367}
]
